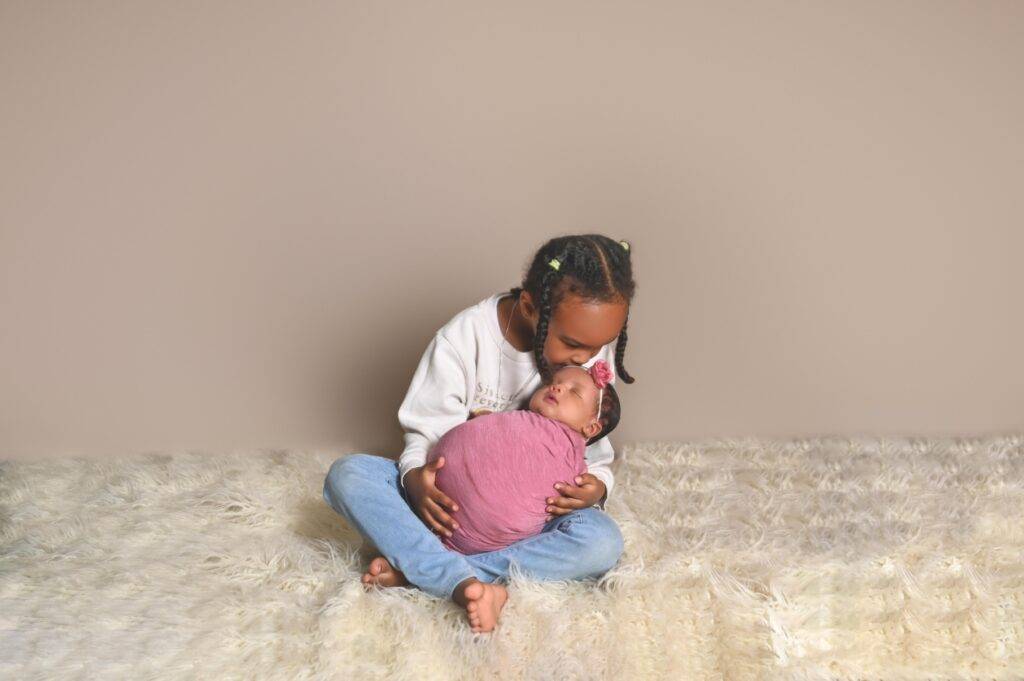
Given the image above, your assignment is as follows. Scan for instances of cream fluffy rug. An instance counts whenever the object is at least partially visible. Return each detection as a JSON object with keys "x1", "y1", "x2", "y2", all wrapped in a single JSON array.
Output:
[{"x1": 2, "y1": 435, "x2": 1023, "y2": 680}]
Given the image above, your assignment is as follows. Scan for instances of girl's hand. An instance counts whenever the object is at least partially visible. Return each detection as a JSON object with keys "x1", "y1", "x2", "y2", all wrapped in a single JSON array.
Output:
[
  {"x1": 404, "y1": 458, "x2": 460, "y2": 538},
  {"x1": 545, "y1": 473, "x2": 606, "y2": 518}
]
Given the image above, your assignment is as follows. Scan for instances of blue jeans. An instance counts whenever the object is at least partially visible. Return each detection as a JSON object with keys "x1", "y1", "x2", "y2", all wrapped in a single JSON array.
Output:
[{"x1": 323, "y1": 453, "x2": 625, "y2": 601}]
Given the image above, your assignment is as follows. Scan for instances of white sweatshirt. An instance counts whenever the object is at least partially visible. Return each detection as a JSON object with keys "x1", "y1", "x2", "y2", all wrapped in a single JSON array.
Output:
[{"x1": 397, "y1": 292, "x2": 619, "y2": 510}]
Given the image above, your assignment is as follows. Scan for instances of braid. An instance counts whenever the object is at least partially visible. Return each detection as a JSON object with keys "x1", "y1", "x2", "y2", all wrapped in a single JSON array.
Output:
[
  {"x1": 532, "y1": 261, "x2": 565, "y2": 383},
  {"x1": 614, "y1": 314, "x2": 634, "y2": 384}
]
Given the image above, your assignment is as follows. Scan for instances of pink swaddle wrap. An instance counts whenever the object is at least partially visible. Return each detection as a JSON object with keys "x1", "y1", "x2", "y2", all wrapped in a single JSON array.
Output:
[{"x1": 425, "y1": 410, "x2": 588, "y2": 554}]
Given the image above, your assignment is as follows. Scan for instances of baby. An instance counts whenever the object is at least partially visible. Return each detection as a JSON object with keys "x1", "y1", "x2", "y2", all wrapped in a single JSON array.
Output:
[{"x1": 425, "y1": 360, "x2": 621, "y2": 554}]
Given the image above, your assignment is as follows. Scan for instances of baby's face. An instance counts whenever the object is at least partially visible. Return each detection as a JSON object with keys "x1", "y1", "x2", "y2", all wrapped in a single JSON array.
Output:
[{"x1": 528, "y1": 366, "x2": 603, "y2": 441}]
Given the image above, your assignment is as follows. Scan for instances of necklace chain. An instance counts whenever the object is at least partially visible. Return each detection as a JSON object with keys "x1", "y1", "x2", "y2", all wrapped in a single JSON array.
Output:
[{"x1": 496, "y1": 295, "x2": 538, "y2": 409}]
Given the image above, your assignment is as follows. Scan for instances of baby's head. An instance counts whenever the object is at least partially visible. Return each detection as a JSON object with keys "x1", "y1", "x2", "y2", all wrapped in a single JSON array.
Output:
[{"x1": 527, "y1": 360, "x2": 621, "y2": 446}]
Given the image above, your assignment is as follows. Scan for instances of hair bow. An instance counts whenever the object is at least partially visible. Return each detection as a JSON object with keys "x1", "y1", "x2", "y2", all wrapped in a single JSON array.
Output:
[
  {"x1": 589, "y1": 360, "x2": 613, "y2": 420},
  {"x1": 589, "y1": 360, "x2": 613, "y2": 389}
]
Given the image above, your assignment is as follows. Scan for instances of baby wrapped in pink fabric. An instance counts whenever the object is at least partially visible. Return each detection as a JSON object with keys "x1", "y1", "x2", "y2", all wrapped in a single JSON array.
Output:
[{"x1": 425, "y1": 361, "x2": 620, "y2": 554}]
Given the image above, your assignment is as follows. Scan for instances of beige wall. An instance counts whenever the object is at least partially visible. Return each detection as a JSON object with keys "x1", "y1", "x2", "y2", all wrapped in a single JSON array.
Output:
[{"x1": 2, "y1": 1, "x2": 1022, "y2": 460}]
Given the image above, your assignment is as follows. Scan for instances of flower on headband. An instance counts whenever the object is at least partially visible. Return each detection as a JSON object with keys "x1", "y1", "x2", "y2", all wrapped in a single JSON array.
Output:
[{"x1": 589, "y1": 360, "x2": 613, "y2": 389}]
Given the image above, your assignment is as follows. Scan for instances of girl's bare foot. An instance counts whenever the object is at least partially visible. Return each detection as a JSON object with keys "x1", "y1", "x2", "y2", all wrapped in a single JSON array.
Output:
[
  {"x1": 361, "y1": 556, "x2": 409, "y2": 588},
  {"x1": 452, "y1": 578, "x2": 508, "y2": 633}
]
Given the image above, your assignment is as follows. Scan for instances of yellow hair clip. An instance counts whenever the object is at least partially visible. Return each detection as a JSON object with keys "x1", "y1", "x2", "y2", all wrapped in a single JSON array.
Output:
[
  {"x1": 548, "y1": 258, "x2": 561, "y2": 271},
  {"x1": 619, "y1": 240, "x2": 630, "y2": 251}
]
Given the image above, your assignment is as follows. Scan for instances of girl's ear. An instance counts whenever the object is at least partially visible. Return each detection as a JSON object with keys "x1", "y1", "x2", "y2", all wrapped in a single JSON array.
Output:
[
  {"x1": 519, "y1": 291, "x2": 538, "y2": 326},
  {"x1": 583, "y1": 417, "x2": 602, "y2": 440}
]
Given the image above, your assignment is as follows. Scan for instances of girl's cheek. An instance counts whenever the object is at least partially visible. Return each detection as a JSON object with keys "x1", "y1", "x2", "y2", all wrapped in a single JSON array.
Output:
[
  {"x1": 542, "y1": 336, "x2": 568, "y2": 364},
  {"x1": 539, "y1": 338, "x2": 555, "y2": 362},
  {"x1": 543, "y1": 348, "x2": 566, "y2": 366}
]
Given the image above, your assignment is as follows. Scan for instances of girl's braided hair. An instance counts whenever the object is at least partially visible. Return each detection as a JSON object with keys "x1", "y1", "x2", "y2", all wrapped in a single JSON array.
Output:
[{"x1": 509, "y1": 234, "x2": 637, "y2": 385}]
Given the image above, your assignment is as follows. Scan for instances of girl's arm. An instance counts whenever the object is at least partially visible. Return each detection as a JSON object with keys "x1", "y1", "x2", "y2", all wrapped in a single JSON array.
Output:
[
  {"x1": 583, "y1": 436, "x2": 616, "y2": 510},
  {"x1": 396, "y1": 333, "x2": 471, "y2": 491}
]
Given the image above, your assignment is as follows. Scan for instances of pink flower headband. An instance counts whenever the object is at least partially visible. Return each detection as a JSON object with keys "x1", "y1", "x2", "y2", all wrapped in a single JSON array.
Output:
[{"x1": 562, "y1": 359, "x2": 613, "y2": 418}]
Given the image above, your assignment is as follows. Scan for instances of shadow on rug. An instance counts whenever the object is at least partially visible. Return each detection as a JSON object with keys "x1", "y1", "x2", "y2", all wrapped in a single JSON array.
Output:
[{"x1": 1, "y1": 435, "x2": 1022, "y2": 679}]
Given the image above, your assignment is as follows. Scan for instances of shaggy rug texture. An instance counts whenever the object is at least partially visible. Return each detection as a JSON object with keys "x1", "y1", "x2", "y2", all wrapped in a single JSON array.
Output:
[{"x1": 1, "y1": 435, "x2": 1022, "y2": 680}]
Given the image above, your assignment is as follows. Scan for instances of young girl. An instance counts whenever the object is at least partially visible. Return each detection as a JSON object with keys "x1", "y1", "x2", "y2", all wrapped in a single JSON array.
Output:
[{"x1": 323, "y1": 234, "x2": 637, "y2": 634}]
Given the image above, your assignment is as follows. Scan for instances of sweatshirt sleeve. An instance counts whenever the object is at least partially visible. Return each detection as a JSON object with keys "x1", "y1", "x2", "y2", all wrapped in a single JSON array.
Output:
[
  {"x1": 396, "y1": 333, "x2": 471, "y2": 492},
  {"x1": 584, "y1": 435, "x2": 616, "y2": 510}
]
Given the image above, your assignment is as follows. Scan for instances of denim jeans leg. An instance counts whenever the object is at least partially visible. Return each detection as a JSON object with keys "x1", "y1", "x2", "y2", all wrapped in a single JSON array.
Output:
[
  {"x1": 460, "y1": 507, "x2": 625, "y2": 585},
  {"x1": 322, "y1": 453, "x2": 477, "y2": 601}
]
